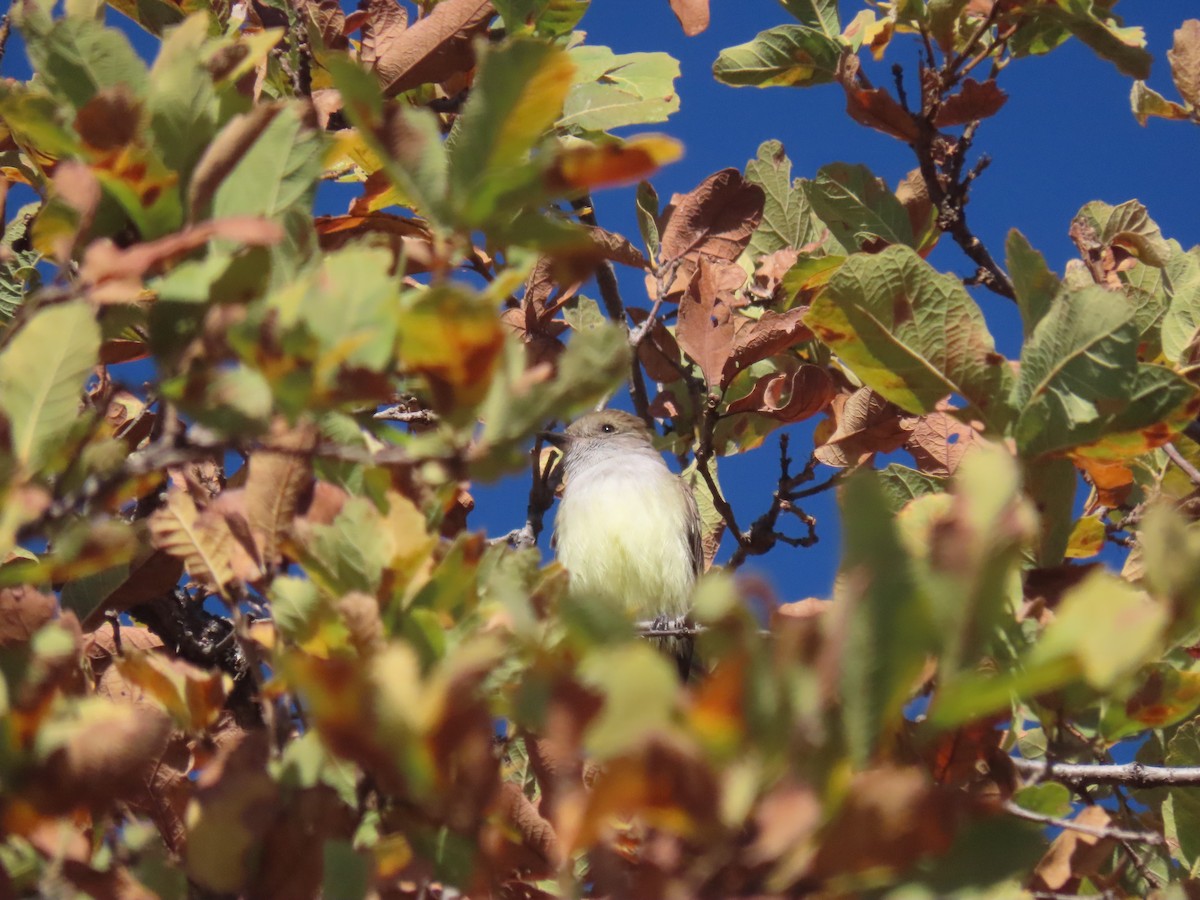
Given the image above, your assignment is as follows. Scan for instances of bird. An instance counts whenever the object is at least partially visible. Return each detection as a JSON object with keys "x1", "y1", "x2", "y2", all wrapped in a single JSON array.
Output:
[{"x1": 541, "y1": 409, "x2": 702, "y2": 679}]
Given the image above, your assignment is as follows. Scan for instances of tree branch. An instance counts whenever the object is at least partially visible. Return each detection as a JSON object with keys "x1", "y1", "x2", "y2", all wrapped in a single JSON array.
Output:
[
  {"x1": 1014, "y1": 757, "x2": 1200, "y2": 788},
  {"x1": 1001, "y1": 800, "x2": 1162, "y2": 845}
]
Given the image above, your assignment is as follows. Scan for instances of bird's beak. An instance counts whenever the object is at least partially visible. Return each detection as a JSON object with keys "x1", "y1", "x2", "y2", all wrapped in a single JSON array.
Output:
[{"x1": 538, "y1": 430, "x2": 568, "y2": 449}]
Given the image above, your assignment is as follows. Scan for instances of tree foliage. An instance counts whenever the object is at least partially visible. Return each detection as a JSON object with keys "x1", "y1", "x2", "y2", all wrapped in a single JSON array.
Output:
[{"x1": 2, "y1": 0, "x2": 1200, "y2": 897}]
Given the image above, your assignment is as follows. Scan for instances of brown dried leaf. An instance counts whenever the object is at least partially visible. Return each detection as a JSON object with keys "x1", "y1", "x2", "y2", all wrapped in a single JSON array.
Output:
[
  {"x1": 813, "y1": 388, "x2": 911, "y2": 467},
  {"x1": 74, "y1": 85, "x2": 140, "y2": 151},
  {"x1": 581, "y1": 224, "x2": 648, "y2": 269},
  {"x1": 377, "y1": 0, "x2": 495, "y2": 96},
  {"x1": 360, "y1": 0, "x2": 408, "y2": 73},
  {"x1": 0, "y1": 585, "x2": 57, "y2": 647},
  {"x1": 246, "y1": 421, "x2": 317, "y2": 566},
  {"x1": 895, "y1": 168, "x2": 933, "y2": 244},
  {"x1": 302, "y1": 0, "x2": 350, "y2": 50},
  {"x1": 903, "y1": 409, "x2": 980, "y2": 476},
  {"x1": 1030, "y1": 805, "x2": 1115, "y2": 892},
  {"x1": 82, "y1": 218, "x2": 285, "y2": 304},
  {"x1": 336, "y1": 591, "x2": 385, "y2": 655},
  {"x1": 724, "y1": 306, "x2": 815, "y2": 382},
  {"x1": 659, "y1": 168, "x2": 765, "y2": 264},
  {"x1": 82, "y1": 548, "x2": 185, "y2": 628},
  {"x1": 39, "y1": 702, "x2": 174, "y2": 812},
  {"x1": 125, "y1": 731, "x2": 192, "y2": 855},
  {"x1": 747, "y1": 781, "x2": 821, "y2": 865},
  {"x1": 115, "y1": 649, "x2": 227, "y2": 731},
  {"x1": 314, "y1": 212, "x2": 433, "y2": 272},
  {"x1": 675, "y1": 257, "x2": 740, "y2": 388},
  {"x1": 752, "y1": 247, "x2": 799, "y2": 299},
  {"x1": 725, "y1": 363, "x2": 834, "y2": 423},
  {"x1": 629, "y1": 307, "x2": 684, "y2": 383},
  {"x1": 668, "y1": 0, "x2": 709, "y2": 36},
  {"x1": 85, "y1": 622, "x2": 164, "y2": 663},
  {"x1": 935, "y1": 78, "x2": 1008, "y2": 127},
  {"x1": 807, "y1": 766, "x2": 959, "y2": 882},
  {"x1": 1168, "y1": 19, "x2": 1200, "y2": 109},
  {"x1": 149, "y1": 488, "x2": 235, "y2": 596},
  {"x1": 45, "y1": 161, "x2": 100, "y2": 262},
  {"x1": 844, "y1": 86, "x2": 920, "y2": 141},
  {"x1": 491, "y1": 781, "x2": 562, "y2": 872}
]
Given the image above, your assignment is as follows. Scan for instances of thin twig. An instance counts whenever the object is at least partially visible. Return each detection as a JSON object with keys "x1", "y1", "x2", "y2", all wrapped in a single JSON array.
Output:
[
  {"x1": 1001, "y1": 800, "x2": 1162, "y2": 845},
  {"x1": 1014, "y1": 757, "x2": 1200, "y2": 788},
  {"x1": 374, "y1": 406, "x2": 438, "y2": 425},
  {"x1": 1164, "y1": 442, "x2": 1200, "y2": 487}
]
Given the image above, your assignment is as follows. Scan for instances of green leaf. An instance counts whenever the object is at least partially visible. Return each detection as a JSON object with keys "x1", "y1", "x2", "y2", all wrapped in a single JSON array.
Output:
[
  {"x1": 0, "y1": 302, "x2": 100, "y2": 472},
  {"x1": 805, "y1": 244, "x2": 1014, "y2": 431},
  {"x1": 1012, "y1": 782, "x2": 1072, "y2": 817},
  {"x1": 1047, "y1": 1, "x2": 1152, "y2": 80},
  {"x1": 0, "y1": 206, "x2": 41, "y2": 325},
  {"x1": 1161, "y1": 248, "x2": 1200, "y2": 365},
  {"x1": 1005, "y1": 229, "x2": 1058, "y2": 338},
  {"x1": 777, "y1": 0, "x2": 840, "y2": 38},
  {"x1": 635, "y1": 181, "x2": 661, "y2": 262},
  {"x1": 21, "y1": 16, "x2": 148, "y2": 110},
  {"x1": 579, "y1": 644, "x2": 678, "y2": 760},
  {"x1": 837, "y1": 469, "x2": 933, "y2": 767},
  {"x1": 1167, "y1": 720, "x2": 1200, "y2": 872},
  {"x1": 329, "y1": 59, "x2": 451, "y2": 226},
  {"x1": 473, "y1": 323, "x2": 630, "y2": 478},
  {"x1": 493, "y1": 0, "x2": 589, "y2": 37},
  {"x1": 1032, "y1": 569, "x2": 1166, "y2": 691},
  {"x1": 207, "y1": 105, "x2": 323, "y2": 224},
  {"x1": 560, "y1": 46, "x2": 681, "y2": 133},
  {"x1": 1013, "y1": 285, "x2": 1198, "y2": 459},
  {"x1": 1072, "y1": 200, "x2": 1172, "y2": 268},
  {"x1": 743, "y1": 140, "x2": 826, "y2": 259},
  {"x1": 268, "y1": 247, "x2": 400, "y2": 374},
  {"x1": 146, "y1": 14, "x2": 222, "y2": 181},
  {"x1": 713, "y1": 25, "x2": 843, "y2": 88},
  {"x1": 803, "y1": 162, "x2": 914, "y2": 251},
  {"x1": 448, "y1": 38, "x2": 573, "y2": 226},
  {"x1": 1130, "y1": 81, "x2": 1192, "y2": 126},
  {"x1": 876, "y1": 464, "x2": 946, "y2": 513}
]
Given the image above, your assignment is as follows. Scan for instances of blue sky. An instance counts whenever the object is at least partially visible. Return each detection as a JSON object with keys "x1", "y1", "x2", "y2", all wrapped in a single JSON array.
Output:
[
  {"x1": 475, "y1": 1, "x2": 1200, "y2": 600},
  {"x1": 5, "y1": 2, "x2": 1200, "y2": 602}
]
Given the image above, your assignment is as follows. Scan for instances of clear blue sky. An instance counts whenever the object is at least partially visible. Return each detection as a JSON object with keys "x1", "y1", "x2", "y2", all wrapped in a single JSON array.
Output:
[{"x1": 5, "y1": 2, "x2": 1199, "y2": 601}]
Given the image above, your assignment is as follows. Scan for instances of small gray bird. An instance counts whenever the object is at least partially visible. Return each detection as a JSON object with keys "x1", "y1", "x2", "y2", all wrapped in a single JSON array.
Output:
[{"x1": 542, "y1": 409, "x2": 702, "y2": 678}]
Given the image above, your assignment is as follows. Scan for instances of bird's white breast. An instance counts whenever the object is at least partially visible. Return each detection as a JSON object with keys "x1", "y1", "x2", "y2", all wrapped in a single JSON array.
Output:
[{"x1": 554, "y1": 451, "x2": 695, "y2": 619}]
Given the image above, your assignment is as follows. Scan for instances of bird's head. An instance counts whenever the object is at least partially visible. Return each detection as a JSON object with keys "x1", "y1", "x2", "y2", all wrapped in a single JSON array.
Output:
[{"x1": 540, "y1": 410, "x2": 655, "y2": 459}]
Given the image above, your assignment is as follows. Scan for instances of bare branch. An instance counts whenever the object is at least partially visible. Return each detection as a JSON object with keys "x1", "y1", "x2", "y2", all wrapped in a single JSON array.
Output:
[
  {"x1": 1001, "y1": 800, "x2": 1162, "y2": 846},
  {"x1": 1014, "y1": 757, "x2": 1200, "y2": 788},
  {"x1": 1164, "y1": 442, "x2": 1200, "y2": 487},
  {"x1": 374, "y1": 406, "x2": 439, "y2": 425}
]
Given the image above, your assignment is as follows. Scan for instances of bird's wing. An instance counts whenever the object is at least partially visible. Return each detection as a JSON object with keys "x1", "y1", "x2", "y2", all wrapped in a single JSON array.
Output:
[{"x1": 682, "y1": 476, "x2": 704, "y2": 578}]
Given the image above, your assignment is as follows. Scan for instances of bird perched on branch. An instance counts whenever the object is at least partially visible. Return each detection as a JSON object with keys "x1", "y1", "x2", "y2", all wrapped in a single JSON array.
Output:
[{"x1": 541, "y1": 409, "x2": 702, "y2": 679}]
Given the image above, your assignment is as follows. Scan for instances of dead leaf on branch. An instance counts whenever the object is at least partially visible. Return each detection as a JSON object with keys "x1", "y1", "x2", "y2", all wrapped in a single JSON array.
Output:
[
  {"x1": 903, "y1": 408, "x2": 982, "y2": 477},
  {"x1": 315, "y1": 212, "x2": 434, "y2": 273},
  {"x1": 1029, "y1": 805, "x2": 1116, "y2": 893},
  {"x1": 1168, "y1": 19, "x2": 1200, "y2": 110},
  {"x1": 659, "y1": 168, "x2": 765, "y2": 265},
  {"x1": 376, "y1": 0, "x2": 495, "y2": 96},
  {"x1": 245, "y1": 420, "x2": 317, "y2": 567},
  {"x1": 668, "y1": 0, "x2": 710, "y2": 36},
  {"x1": 814, "y1": 388, "x2": 911, "y2": 468},
  {"x1": 723, "y1": 306, "x2": 815, "y2": 384},
  {"x1": 81, "y1": 217, "x2": 285, "y2": 304},
  {"x1": 359, "y1": 0, "x2": 408, "y2": 74},
  {"x1": 0, "y1": 585, "x2": 58, "y2": 647},
  {"x1": 675, "y1": 257, "x2": 742, "y2": 389},
  {"x1": 725, "y1": 363, "x2": 835, "y2": 423},
  {"x1": 839, "y1": 57, "x2": 919, "y2": 143},
  {"x1": 935, "y1": 78, "x2": 1009, "y2": 128},
  {"x1": 149, "y1": 487, "x2": 237, "y2": 597}
]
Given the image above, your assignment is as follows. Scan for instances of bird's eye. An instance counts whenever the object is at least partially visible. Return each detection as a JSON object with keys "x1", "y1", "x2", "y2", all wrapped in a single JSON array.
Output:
[{"x1": 600, "y1": 423, "x2": 616, "y2": 434}]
